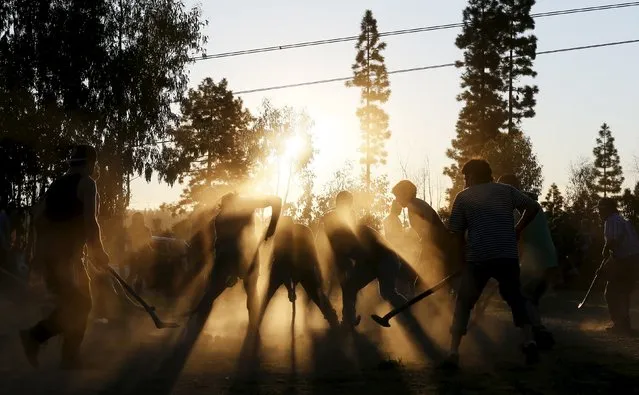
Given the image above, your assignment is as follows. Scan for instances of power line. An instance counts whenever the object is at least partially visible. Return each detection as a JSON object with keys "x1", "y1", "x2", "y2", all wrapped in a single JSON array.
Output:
[
  {"x1": 144, "y1": 38, "x2": 638, "y2": 149},
  {"x1": 190, "y1": 2, "x2": 639, "y2": 61},
  {"x1": 233, "y1": 38, "x2": 639, "y2": 94}
]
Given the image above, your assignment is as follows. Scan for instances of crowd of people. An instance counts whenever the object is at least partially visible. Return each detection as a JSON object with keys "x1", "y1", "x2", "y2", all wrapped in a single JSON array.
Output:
[{"x1": 10, "y1": 144, "x2": 639, "y2": 371}]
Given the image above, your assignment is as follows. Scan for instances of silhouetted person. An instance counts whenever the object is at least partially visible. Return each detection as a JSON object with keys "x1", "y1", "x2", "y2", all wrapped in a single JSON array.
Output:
[
  {"x1": 383, "y1": 200, "x2": 422, "y2": 298},
  {"x1": 21, "y1": 144, "x2": 110, "y2": 369},
  {"x1": 316, "y1": 191, "x2": 365, "y2": 323},
  {"x1": 383, "y1": 200, "x2": 404, "y2": 251},
  {"x1": 499, "y1": 174, "x2": 557, "y2": 349},
  {"x1": 443, "y1": 159, "x2": 540, "y2": 368},
  {"x1": 391, "y1": 180, "x2": 454, "y2": 284},
  {"x1": 341, "y1": 222, "x2": 410, "y2": 328},
  {"x1": 258, "y1": 216, "x2": 339, "y2": 329},
  {"x1": 191, "y1": 192, "x2": 281, "y2": 330},
  {"x1": 127, "y1": 212, "x2": 154, "y2": 292},
  {"x1": 597, "y1": 197, "x2": 639, "y2": 335}
]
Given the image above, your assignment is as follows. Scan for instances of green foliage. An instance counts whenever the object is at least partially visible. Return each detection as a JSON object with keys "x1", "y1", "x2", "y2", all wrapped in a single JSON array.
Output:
[
  {"x1": 307, "y1": 161, "x2": 392, "y2": 230},
  {"x1": 346, "y1": 10, "x2": 391, "y2": 190},
  {"x1": 566, "y1": 159, "x2": 600, "y2": 227},
  {"x1": 479, "y1": 132, "x2": 543, "y2": 194},
  {"x1": 592, "y1": 123, "x2": 624, "y2": 197},
  {"x1": 0, "y1": 0, "x2": 207, "y2": 215},
  {"x1": 542, "y1": 183, "x2": 565, "y2": 220},
  {"x1": 444, "y1": 0, "x2": 541, "y2": 203},
  {"x1": 501, "y1": 0, "x2": 538, "y2": 134},
  {"x1": 619, "y1": 182, "x2": 639, "y2": 227},
  {"x1": 159, "y1": 78, "x2": 255, "y2": 213}
]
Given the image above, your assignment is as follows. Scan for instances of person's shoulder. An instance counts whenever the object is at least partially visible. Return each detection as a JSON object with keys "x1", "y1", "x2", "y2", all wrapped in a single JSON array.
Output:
[
  {"x1": 607, "y1": 213, "x2": 626, "y2": 225},
  {"x1": 409, "y1": 198, "x2": 436, "y2": 214},
  {"x1": 77, "y1": 175, "x2": 96, "y2": 194},
  {"x1": 452, "y1": 188, "x2": 471, "y2": 204}
]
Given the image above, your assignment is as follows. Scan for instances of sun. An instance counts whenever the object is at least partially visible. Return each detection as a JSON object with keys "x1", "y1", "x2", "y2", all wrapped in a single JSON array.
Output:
[{"x1": 284, "y1": 134, "x2": 305, "y2": 161}]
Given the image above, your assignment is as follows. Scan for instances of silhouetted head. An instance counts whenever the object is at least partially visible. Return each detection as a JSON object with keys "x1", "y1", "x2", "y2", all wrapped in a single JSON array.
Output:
[
  {"x1": 498, "y1": 174, "x2": 520, "y2": 190},
  {"x1": 391, "y1": 180, "x2": 417, "y2": 207},
  {"x1": 462, "y1": 159, "x2": 493, "y2": 188},
  {"x1": 597, "y1": 197, "x2": 618, "y2": 220},
  {"x1": 68, "y1": 144, "x2": 98, "y2": 176},
  {"x1": 219, "y1": 192, "x2": 239, "y2": 209},
  {"x1": 335, "y1": 191, "x2": 354, "y2": 210},
  {"x1": 390, "y1": 200, "x2": 402, "y2": 216},
  {"x1": 132, "y1": 212, "x2": 145, "y2": 227}
]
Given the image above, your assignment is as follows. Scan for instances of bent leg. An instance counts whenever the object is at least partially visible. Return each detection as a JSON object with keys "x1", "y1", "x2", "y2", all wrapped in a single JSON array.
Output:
[
  {"x1": 300, "y1": 271, "x2": 339, "y2": 328},
  {"x1": 61, "y1": 271, "x2": 93, "y2": 366},
  {"x1": 493, "y1": 262, "x2": 530, "y2": 330},
  {"x1": 377, "y1": 253, "x2": 408, "y2": 308},
  {"x1": 450, "y1": 263, "x2": 490, "y2": 340},
  {"x1": 342, "y1": 262, "x2": 376, "y2": 326}
]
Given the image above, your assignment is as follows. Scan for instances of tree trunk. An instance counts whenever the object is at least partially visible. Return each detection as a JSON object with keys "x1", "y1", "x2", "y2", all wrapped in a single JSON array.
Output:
[
  {"x1": 603, "y1": 132, "x2": 608, "y2": 198},
  {"x1": 508, "y1": 17, "x2": 514, "y2": 135},
  {"x1": 365, "y1": 28, "x2": 372, "y2": 194}
]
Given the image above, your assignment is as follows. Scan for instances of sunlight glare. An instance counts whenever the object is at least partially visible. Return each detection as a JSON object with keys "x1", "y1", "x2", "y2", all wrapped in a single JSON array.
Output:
[{"x1": 284, "y1": 134, "x2": 305, "y2": 161}]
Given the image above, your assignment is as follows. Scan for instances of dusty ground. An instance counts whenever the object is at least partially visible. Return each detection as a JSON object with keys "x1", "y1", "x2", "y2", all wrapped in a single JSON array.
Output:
[{"x1": 1, "y1": 277, "x2": 638, "y2": 395}]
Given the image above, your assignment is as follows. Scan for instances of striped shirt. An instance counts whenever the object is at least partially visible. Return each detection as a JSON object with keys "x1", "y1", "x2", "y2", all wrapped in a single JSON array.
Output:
[
  {"x1": 604, "y1": 213, "x2": 639, "y2": 259},
  {"x1": 449, "y1": 182, "x2": 536, "y2": 262}
]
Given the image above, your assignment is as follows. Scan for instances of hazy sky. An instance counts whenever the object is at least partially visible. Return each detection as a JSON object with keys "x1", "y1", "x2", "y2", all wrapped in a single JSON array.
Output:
[{"x1": 130, "y1": 0, "x2": 639, "y2": 210}]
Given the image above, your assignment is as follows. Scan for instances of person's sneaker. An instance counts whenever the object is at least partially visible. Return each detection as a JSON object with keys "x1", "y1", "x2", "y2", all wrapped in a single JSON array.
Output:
[
  {"x1": 534, "y1": 328, "x2": 555, "y2": 350},
  {"x1": 522, "y1": 342, "x2": 539, "y2": 365},
  {"x1": 19, "y1": 330, "x2": 40, "y2": 368},
  {"x1": 438, "y1": 353, "x2": 460, "y2": 370}
]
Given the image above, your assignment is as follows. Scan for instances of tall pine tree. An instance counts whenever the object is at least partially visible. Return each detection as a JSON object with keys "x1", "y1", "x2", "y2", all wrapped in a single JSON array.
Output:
[
  {"x1": 592, "y1": 123, "x2": 624, "y2": 197},
  {"x1": 501, "y1": 0, "x2": 538, "y2": 135},
  {"x1": 444, "y1": 0, "x2": 541, "y2": 202},
  {"x1": 346, "y1": 10, "x2": 391, "y2": 192},
  {"x1": 542, "y1": 183, "x2": 564, "y2": 219},
  {"x1": 159, "y1": 78, "x2": 255, "y2": 213}
]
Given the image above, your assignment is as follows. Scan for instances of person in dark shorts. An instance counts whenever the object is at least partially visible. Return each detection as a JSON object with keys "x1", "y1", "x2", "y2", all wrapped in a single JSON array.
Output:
[
  {"x1": 257, "y1": 216, "x2": 339, "y2": 329},
  {"x1": 391, "y1": 180, "x2": 455, "y2": 285},
  {"x1": 597, "y1": 197, "x2": 639, "y2": 336},
  {"x1": 340, "y1": 222, "x2": 410, "y2": 328},
  {"x1": 21, "y1": 144, "x2": 110, "y2": 369},
  {"x1": 315, "y1": 191, "x2": 364, "y2": 324},
  {"x1": 190, "y1": 192, "x2": 281, "y2": 332},
  {"x1": 444, "y1": 159, "x2": 540, "y2": 368}
]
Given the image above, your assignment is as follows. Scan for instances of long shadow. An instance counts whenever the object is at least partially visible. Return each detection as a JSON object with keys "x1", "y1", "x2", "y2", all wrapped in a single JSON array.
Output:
[
  {"x1": 291, "y1": 300, "x2": 298, "y2": 387},
  {"x1": 428, "y1": 289, "x2": 639, "y2": 394},
  {"x1": 95, "y1": 268, "x2": 222, "y2": 395},
  {"x1": 308, "y1": 329, "x2": 412, "y2": 395}
]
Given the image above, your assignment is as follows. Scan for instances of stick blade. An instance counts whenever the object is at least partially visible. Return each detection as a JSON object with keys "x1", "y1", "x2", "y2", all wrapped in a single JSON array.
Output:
[{"x1": 371, "y1": 314, "x2": 391, "y2": 328}]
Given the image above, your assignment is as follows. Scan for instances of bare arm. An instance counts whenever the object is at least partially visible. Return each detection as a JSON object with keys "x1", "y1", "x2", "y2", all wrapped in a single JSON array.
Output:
[
  {"x1": 242, "y1": 196, "x2": 282, "y2": 239},
  {"x1": 78, "y1": 177, "x2": 109, "y2": 266}
]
